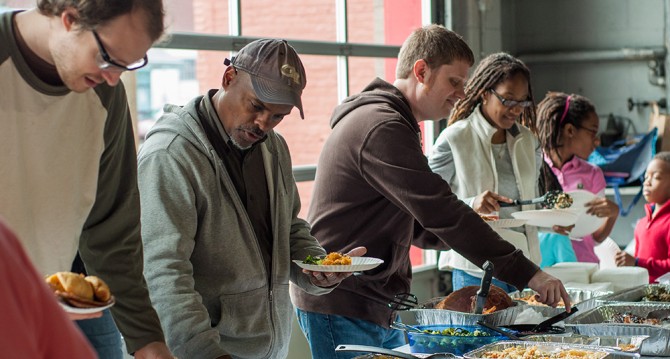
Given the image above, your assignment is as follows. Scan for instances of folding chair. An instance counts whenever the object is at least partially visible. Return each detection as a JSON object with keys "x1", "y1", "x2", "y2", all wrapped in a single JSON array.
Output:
[{"x1": 589, "y1": 128, "x2": 657, "y2": 216}]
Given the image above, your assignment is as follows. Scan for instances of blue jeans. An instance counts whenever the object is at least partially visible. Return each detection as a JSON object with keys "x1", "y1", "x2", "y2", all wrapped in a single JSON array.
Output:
[
  {"x1": 295, "y1": 308, "x2": 406, "y2": 359},
  {"x1": 451, "y1": 269, "x2": 517, "y2": 293},
  {"x1": 76, "y1": 309, "x2": 124, "y2": 359}
]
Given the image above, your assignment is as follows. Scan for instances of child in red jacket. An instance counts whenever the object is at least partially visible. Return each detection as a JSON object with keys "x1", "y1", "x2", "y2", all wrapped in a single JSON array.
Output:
[{"x1": 615, "y1": 152, "x2": 670, "y2": 283}]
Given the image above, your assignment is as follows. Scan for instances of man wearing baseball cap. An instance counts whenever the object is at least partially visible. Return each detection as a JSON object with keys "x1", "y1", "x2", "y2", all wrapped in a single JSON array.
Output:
[{"x1": 137, "y1": 39, "x2": 360, "y2": 359}]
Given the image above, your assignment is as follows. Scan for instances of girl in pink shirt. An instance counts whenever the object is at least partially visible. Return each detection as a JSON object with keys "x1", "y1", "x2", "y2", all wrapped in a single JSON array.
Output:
[{"x1": 536, "y1": 92, "x2": 619, "y2": 264}]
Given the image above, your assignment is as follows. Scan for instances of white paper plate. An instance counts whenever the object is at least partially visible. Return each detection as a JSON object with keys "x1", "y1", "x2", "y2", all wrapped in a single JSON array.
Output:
[
  {"x1": 58, "y1": 299, "x2": 115, "y2": 314},
  {"x1": 566, "y1": 190, "x2": 607, "y2": 238},
  {"x1": 487, "y1": 218, "x2": 528, "y2": 229},
  {"x1": 511, "y1": 209, "x2": 578, "y2": 228},
  {"x1": 293, "y1": 257, "x2": 384, "y2": 272}
]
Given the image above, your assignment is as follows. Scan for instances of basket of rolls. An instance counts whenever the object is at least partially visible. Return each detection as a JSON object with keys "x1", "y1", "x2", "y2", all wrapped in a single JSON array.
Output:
[{"x1": 45, "y1": 272, "x2": 114, "y2": 311}]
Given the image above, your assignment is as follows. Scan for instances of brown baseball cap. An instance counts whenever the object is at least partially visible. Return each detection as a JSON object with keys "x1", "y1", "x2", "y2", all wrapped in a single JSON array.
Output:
[{"x1": 224, "y1": 39, "x2": 306, "y2": 119}]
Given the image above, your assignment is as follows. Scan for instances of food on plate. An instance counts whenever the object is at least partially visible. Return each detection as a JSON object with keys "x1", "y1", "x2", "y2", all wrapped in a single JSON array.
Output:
[
  {"x1": 544, "y1": 191, "x2": 573, "y2": 209},
  {"x1": 434, "y1": 285, "x2": 513, "y2": 313},
  {"x1": 479, "y1": 213, "x2": 499, "y2": 222},
  {"x1": 482, "y1": 346, "x2": 607, "y2": 359},
  {"x1": 45, "y1": 271, "x2": 113, "y2": 307},
  {"x1": 518, "y1": 294, "x2": 566, "y2": 307},
  {"x1": 303, "y1": 252, "x2": 352, "y2": 265}
]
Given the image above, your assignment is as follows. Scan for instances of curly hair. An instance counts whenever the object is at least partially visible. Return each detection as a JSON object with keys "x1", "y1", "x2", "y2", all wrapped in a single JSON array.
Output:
[
  {"x1": 396, "y1": 24, "x2": 474, "y2": 80},
  {"x1": 536, "y1": 92, "x2": 596, "y2": 156},
  {"x1": 37, "y1": 0, "x2": 164, "y2": 41},
  {"x1": 448, "y1": 52, "x2": 536, "y2": 133},
  {"x1": 536, "y1": 92, "x2": 596, "y2": 194}
]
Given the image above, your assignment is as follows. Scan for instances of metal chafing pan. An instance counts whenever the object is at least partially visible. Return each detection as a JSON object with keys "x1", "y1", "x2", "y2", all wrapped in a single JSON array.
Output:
[
  {"x1": 462, "y1": 340, "x2": 630, "y2": 359},
  {"x1": 597, "y1": 284, "x2": 670, "y2": 304},
  {"x1": 565, "y1": 302, "x2": 670, "y2": 356},
  {"x1": 523, "y1": 333, "x2": 648, "y2": 353},
  {"x1": 411, "y1": 297, "x2": 524, "y2": 327},
  {"x1": 510, "y1": 288, "x2": 612, "y2": 316}
]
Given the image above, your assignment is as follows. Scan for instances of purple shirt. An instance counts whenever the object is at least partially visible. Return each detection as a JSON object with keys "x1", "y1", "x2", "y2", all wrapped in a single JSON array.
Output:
[{"x1": 545, "y1": 154, "x2": 607, "y2": 263}]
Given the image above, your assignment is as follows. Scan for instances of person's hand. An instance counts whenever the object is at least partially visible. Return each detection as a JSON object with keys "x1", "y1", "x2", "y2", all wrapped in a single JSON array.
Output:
[
  {"x1": 472, "y1": 190, "x2": 512, "y2": 213},
  {"x1": 551, "y1": 224, "x2": 575, "y2": 236},
  {"x1": 134, "y1": 342, "x2": 176, "y2": 359},
  {"x1": 615, "y1": 250, "x2": 635, "y2": 267},
  {"x1": 304, "y1": 247, "x2": 367, "y2": 287},
  {"x1": 527, "y1": 270, "x2": 572, "y2": 312},
  {"x1": 69, "y1": 311, "x2": 103, "y2": 321},
  {"x1": 585, "y1": 198, "x2": 619, "y2": 218}
]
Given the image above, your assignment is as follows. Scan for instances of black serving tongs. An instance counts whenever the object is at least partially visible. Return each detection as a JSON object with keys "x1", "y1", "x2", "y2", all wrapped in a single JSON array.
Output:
[
  {"x1": 531, "y1": 307, "x2": 579, "y2": 332},
  {"x1": 473, "y1": 261, "x2": 493, "y2": 314},
  {"x1": 499, "y1": 190, "x2": 570, "y2": 208}
]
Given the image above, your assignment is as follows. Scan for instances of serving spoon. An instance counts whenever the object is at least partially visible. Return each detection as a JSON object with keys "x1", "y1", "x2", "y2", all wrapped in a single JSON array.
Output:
[{"x1": 335, "y1": 344, "x2": 456, "y2": 359}]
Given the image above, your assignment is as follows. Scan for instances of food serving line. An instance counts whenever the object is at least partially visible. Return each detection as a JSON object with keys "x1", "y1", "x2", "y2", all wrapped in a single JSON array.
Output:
[{"x1": 337, "y1": 283, "x2": 670, "y2": 359}]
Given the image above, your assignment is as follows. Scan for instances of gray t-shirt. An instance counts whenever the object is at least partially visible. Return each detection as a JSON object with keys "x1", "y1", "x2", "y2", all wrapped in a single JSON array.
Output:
[{"x1": 492, "y1": 143, "x2": 525, "y2": 233}]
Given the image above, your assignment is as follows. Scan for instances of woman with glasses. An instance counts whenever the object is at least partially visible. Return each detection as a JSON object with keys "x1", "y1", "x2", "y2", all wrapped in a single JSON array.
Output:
[
  {"x1": 535, "y1": 92, "x2": 619, "y2": 266},
  {"x1": 429, "y1": 52, "x2": 541, "y2": 292}
]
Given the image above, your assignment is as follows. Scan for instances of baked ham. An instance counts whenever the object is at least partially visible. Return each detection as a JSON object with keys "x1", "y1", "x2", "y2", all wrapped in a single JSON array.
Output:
[{"x1": 435, "y1": 285, "x2": 513, "y2": 313}]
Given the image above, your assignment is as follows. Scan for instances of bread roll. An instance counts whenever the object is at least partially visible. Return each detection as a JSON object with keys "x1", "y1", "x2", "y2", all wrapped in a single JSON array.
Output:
[
  {"x1": 46, "y1": 272, "x2": 94, "y2": 301},
  {"x1": 85, "y1": 276, "x2": 111, "y2": 302}
]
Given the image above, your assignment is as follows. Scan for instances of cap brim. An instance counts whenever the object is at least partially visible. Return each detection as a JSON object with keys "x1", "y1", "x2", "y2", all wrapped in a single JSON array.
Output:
[{"x1": 250, "y1": 76, "x2": 304, "y2": 119}]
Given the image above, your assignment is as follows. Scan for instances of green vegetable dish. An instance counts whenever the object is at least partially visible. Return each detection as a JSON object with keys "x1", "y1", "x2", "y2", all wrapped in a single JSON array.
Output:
[{"x1": 303, "y1": 255, "x2": 323, "y2": 265}]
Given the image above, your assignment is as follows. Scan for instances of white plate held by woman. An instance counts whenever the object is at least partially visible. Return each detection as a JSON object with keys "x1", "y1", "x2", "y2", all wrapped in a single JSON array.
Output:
[
  {"x1": 566, "y1": 189, "x2": 607, "y2": 238},
  {"x1": 511, "y1": 209, "x2": 578, "y2": 228}
]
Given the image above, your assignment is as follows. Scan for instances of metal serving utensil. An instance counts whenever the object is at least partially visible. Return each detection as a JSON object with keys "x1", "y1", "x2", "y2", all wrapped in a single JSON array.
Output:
[
  {"x1": 476, "y1": 320, "x2": 521, "y2": 340},
  {"x1": 388, "y1": 292, "x2": 418, "y2": 311},
  {"x1": 390, "y1": 321, "x2": 424, "y2": 333},
  {"x1": 473, "y1": 261, "x2": 493, "y2": 314},
  {"x1": 335, "y1": 344, "x2": 457, "y2": 359},
  {"x1": 499, "y1": 190, "x2": 571, "y2": 208},
  {"x1": 531, "y1": 307, "x2": 579, "y2": 333}
]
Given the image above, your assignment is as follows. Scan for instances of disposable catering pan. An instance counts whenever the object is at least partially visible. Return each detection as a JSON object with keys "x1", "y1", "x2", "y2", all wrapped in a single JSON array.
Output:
[
  {"x1": 565, "y1": 302, "x2": 670, "y2": 356},
  {"x1": 410, "y1": 296, "x2": 524, "y2": 327},
  {"x1": 597, "y1": 284, "x2": 670, "y2": 304},
  {"x1": 510, "y1": 288, "x2": 612, "y2": 316},
  {"x1": 523, "y1": 333, "x2": 649, "y2": 353},
  {"x1": 462, "y1": 340, "x2": 629, "y2": 359}
]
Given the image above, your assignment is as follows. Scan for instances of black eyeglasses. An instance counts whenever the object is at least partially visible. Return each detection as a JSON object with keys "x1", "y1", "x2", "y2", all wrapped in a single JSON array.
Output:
[
  {"x1": 576, "y1": 125, "x2": 599, "y2": 138},
  {"x1": 92, "y1": 30, "x2": 148, "y2": 72},
  {"x1": 489, "y1": 89, "x2": 533, "y2": 108}
]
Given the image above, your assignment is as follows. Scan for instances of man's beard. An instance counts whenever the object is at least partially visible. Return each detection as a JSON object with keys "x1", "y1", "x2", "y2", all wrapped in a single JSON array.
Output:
[{"x1": 229, "y1": 136, "x2": 252, "y2": 151}]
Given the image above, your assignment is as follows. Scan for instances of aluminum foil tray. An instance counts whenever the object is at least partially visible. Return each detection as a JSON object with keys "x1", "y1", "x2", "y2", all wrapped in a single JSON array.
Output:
[
  {"x1": 523, "y1": 333, "x2": 648, "y2": 353},
  {"x1": 411, "y1": 297, "x2": 524, "y2": 327},
  {"x1": 597, "y1": 284, "x2": 670, "y2": 304},
  {"x1": 510, "y1": 288, "x2": 612, "y2": 316},
  {"x1": 565, "y1": 302, "x2": 670, "y2": 356},
  {"x1": 462, "y1": 340, "x2": 626, "y2": 359}
]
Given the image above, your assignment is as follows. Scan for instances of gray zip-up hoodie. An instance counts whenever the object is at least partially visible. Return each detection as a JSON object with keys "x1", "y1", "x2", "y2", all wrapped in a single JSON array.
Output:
[{"x1": 138, "y1": 95, "x2": 330, "y2": 359}]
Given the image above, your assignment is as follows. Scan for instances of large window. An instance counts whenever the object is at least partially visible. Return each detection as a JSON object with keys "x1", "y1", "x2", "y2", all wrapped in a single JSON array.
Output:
[{"x1": 3, "y1": 0, "x2": 435, "y2": 267}]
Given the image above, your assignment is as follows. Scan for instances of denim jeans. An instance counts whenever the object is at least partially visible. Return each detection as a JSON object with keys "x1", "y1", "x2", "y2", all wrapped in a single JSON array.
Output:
[
  {"x1": 76, "y1": 309, "x2": 124, "y2": 359},
  {"x1": 295, "y1": 308, "x2": 406, "y2": 359},
  {"x1": 451, "y1": 269, "x2": 517, "y2": 293}
]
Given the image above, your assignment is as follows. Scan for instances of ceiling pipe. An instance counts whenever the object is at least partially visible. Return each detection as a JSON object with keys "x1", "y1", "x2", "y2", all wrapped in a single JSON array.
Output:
[{"x1": 518, "y1": 47, "x2": 666, "y2": 64}]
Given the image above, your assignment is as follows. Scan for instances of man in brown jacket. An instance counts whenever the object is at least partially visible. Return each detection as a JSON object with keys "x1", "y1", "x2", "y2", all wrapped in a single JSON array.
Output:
[{"x1": 290, "y1": 24, "x2": 571, "y2": 359}]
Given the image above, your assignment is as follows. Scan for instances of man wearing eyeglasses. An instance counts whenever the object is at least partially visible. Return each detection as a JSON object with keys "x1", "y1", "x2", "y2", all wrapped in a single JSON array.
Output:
[{"x1": 0, "y1": 1, "x2": 173, "y2": 358}]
